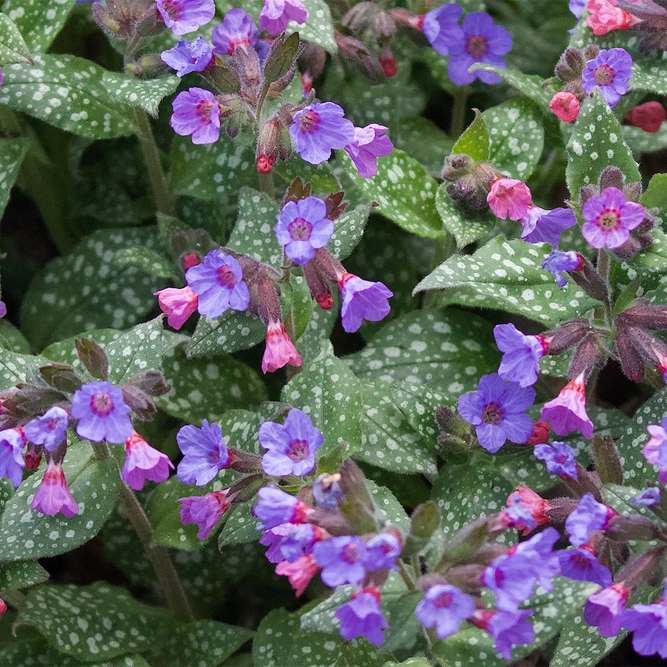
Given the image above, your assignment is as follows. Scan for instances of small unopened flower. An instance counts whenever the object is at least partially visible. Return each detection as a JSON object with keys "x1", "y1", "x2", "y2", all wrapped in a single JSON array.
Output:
[
  {"x1": 161, "y1": 37, "x2": 212, "y2": 76},
  {"x1": 503, "y1": 486, "x2": 551, "y2": 535},
  {"x1": 534, "y1": 441, "x2": 578, "y2": 479},
  {"x1": 472, "y1": 609, "x2": 535, "y2": 661},
  {"x1": 363, "y1": 533, "x2": 401, "y2": 571},
  {"x1": 415, "y1": 584, "x2": 475, "y2": 640},
  {"x1": 31, "y1": 459, "x2": 79, "y2": 517},
  {"x1": 275, "y1": 554, "x2": 319, "y2": 596},
  {"x1": 260, "y1": 0, "x2": 307, "y2": 35},
  {"x1": 520, "y1": 206, "x2": 577, "y2": 246},
  {"x1": 156, "y1": 0, "x2": 215, "y2": 35},
  {"x1": 344, "y1": 124, "x2": 393, "y2": 178},
  {"x1": 422, "y1": 3, "x2": 463, "y2": 56},
  {"x1": 335, "y1": 587, "x2": 388, "y2": 646},
  {"x1": 542, "y1": 250, "x2": 582, "y2": 288},
  {"x1": 378, "y1": 48, "x2": 397, "y2": 77},
  {"x1": 122, "y1": 432, "x2": 173, "y2": 490},
  {"x1": 24, "y1": 406, "x2": 68, "y2": 452},
  {"x1": 170, "y1": 88, "x2": 221, "y2": 145},
  {"x1": 253, "y1": 486, "x2": 313, "y2": 530},
  {"x1": 71, "y1": 381, "x2": 132, "y2": 444},
  {"x1": 458, "y1": 373, "x2": 535, "y2": 453},
  {"x1": 155, "y1": 286, "x2": 198, "y2": 330},
  {"x1": 259, "y1": 408, "x2": 323, "y2": 477},
  {"x1": 540, "y1": 372, "x2": 594, "y2": 438},
  {"x1": 178, "y1": 490, "x2": 230, "y2": 539},
  {"x1": 487, "y1": 178, "x2": 532, "y2": 221},
  {"x1": 185, "y1": 250, "x2": 250, "y2": 318},
  {"x1": 0, "y1": 598, "x2": 5, "y2": 615},
  {"x1": 262, "y1": 320, "x2": 303, "y2": 373},
  {"x1": 0, "y1": 428, "x2": 25, "y2": 487},
  {"x1": 274, "y1": 197, "x2": 334, "y2": 265},
  {"x1": 584, "y1": 582, "x2": 630, "y2": 636},
  {"x1": 586, "y1": 0, "x2": 637, "y2": 35},
  {"x1": 176, "y1": 420, "x2": 230, "y2": 486},
  {"x1": 212, "y1": 8, "x2": 259, "y2": 55},
  {"x1": 566, "y1": 493, "x2": 616, "y2": 546},
  {"x1": 494, "y1": 323, "x2": 548, "y2": 388},
  {"x1": 582, "y1": 48, "x2": 633, "y2": 109},
  {"x1": 338, "y1": 272, "x2": 393, "y2": 333},
  {"x1": 582, "y1": 187, "x2": 645, "y2": 249},
  {"x1": 632, "y1": 487, "x2": 661, "y2": 507},
  {"x1": 626, "y1": 102, "x2": 667, "y2": 134},
  {"x1": 557, "y1": 546, "x2": 613, "y2": 587},
  {"x1": 549, "y1": 92, "x2": 581, "y2": 123},
  {"x1": 622, "y1": 588, "x2": 667, "y2": 658},
  {"x1": 290, "y1": 102, "x2": 355, "y2": 165},
  {"x1": 312, "y1": 473, "x2": 343, "y2": 508},
  {"x1": 313, "y1": 535, "x2": 367, "y2": 587}
]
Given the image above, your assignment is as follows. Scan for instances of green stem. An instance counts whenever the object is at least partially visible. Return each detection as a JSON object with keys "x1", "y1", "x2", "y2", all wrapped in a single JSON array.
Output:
[
  {"x1": 1, "y1": 589, "x2": 26, "y2": 610},
  {"x1": 595, "y1": 248, "x2": 614, "y2": 326},
  {"x1": 134, "y1": 108, "x2": 176, "y2": 217},
  {"x1": 450, "y1": 88, "x2": 469, "y2": 140},
  {"x1": 91, "y1": 443, "x2": 194, "y2": 622},
  {"x1": 397, "y1": 558, "x2": 416, "y2": 590},
  {"x1": 258, "y1": 170, "x2": 275, "y2": 197}
]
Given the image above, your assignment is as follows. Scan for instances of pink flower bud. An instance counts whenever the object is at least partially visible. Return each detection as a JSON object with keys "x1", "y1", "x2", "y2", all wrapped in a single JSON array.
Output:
[
  {"x1": 549, "y1": 92, "x2": 580, "y2": 123},
  {"x1": 625, "y1": 102, "x2": 667, "y2": 134},
  {"x1": 487, "y1": 178, "x2": 532, "y2": 221},
  {"x1": 262, "y1": 320, "x2": 303, "y2": 373},
  {"x1": 526, "y1": 421, "x2": 550, "y2": 445},
  {"x1": 586, "y1": 0, "x2": 637, "y2": 36},
  {"x1": 182, "y1": 253, "x2": 200, "y2": 270},
  {"x1": 155, "y1": 286, "x2": 198, "y2": 330},
  {"x1": 378, "y1": 48, "x2": 397, "y2": 77},
  {"x1": 0, "y1": 598, "x2": 6, "y2": 615},
  {"x1": 275, "y1": 553, "x2": 319, "y2": 596}
]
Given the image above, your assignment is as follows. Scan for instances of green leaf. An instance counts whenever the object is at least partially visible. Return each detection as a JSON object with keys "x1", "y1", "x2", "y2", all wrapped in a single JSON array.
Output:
[
  {"x1": 329, "y1": 202, "x2": 372, "y2": 260},
  {"x1": 274, "y1": 155, "x2": 340, "y2": 193},
  {"x1": 186, "y1": 310, "x2": 266, "y2": 358},
  {"x1": 337, "y1": 150, "x2": 444, "y2": 239},
  {"x1": 287, "y1": 0, "x2": 336, "y2": 53},
  {"x1": 156, "y1": 346, "x2": 267, "y2": 422},
  {"x1": 0, "y1": 560, "x2": 49, "y2": 590},
  {"x1": 17, "y1": 582, "x2": 170, "y2": 662},
  {"x1": 414, "y1": 236, "x2": 595, "y2": 328},
  {"x1": 627, "y1": 228, "x2": 667, "y2": 272},
  {"x1": 4, "y1": 0, "x2": 74, "y2": 53},
  {"x1": 263, "y1": 32, "x2": 300, "y2": 83},
  {"x1": 0, "y1": 348, "x2": 50, "y2": 391},
  {"x1": 452, "y1": 110, "x2": 489, "y2": 161},
  {"x1": 102, "y1": 72, "x2": 180, "y2": 117},
  {"x1": 0, "y1": 437, "x2": 120, "y2": 561},
  {"x1": 0, "y1": 137, "x2": 29, "y2": 219},
  {"x1": 114, "y1": 247, "x2": 176, "y2": 279},
  {"x1": 218, "y1": 502, "x2": 261, "y2": 547},
  {"x1": 0, "y1": 13, "x2": 32, "y2": 65},
  {"x1": 469, "y1": 64, "x2": 553, "y2": 109},
  {"x1": 623, "y1": 124, "x2": 667, "y2": 156},
  {"x1": 630, "y1": 57, "x2": 667, "y2": 96},
  {"x1": 20, "y1": 228, "x2": 168, "y2": 350},
  {"x1": 566, "y1": 89, "x2": 640, "y2": 198},
  {"x1": 482, "y1": 98, "x2": 545, "y2": 180},
  {"x1": 436, "y1": 183, "x2": 495, "y2": 249},
  {"x1": 0, "y1": 319, "x2": 29, "y2": 355},
  {"x1": 642, "y1": 173, "x2": 667, "y2": 209},
  {"x1": 345, "y1": 308, "x2": 499, "y2": 400},
  {"x1": 392, "y1": 116, "x2": 454, "y2": 178}
]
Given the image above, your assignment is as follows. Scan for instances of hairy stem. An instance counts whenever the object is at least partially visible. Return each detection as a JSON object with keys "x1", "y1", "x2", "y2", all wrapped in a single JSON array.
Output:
[{"x1": 450, "y1": 88, "x2": 469, "y2": 140}]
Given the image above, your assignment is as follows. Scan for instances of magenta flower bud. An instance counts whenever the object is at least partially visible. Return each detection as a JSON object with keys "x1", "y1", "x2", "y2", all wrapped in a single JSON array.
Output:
[
  {"x1": 582, "y1": 48, "x2": 633, "y2": 109},
  {"x1": 415, "y1": 584, "x2": 475, "y2": 640},
  {"x1": 178, "y1": 490, "x2": 230, "y2": 539},
  {"x1": 31, "y1": 459, "x2": 79, "y2": 517},
  {"x1": 156, "y1": 0, "x2": 215, "y2": 35},
  {"x1": 170, "y1": 88, "x2": 222, "y2": 145},
  {"x1": 565, "y1": 493, "x2": 616, "y2": 546},
  {"x1": 335, "y1": 587, "x2": 388, "y2": 646},
  {"x1": 584, "y1": 582, "x2": 630, "y2": 637},
  {"x1": 24, "y1": 406, "x2": 69, "y2": 452},
  {"x1": 363, "y1": 532, "x2": 401, "y2": 571},
  {"x1": 487, "y1": 178, "x2": 532, "y2": 221},
  {"x1": 261, "y1": 320, "x2": 303, "y2": 374},
  {"x1": 176, "y1": 420, "x2": 231, "y2": 486},
  {"x1": 472, "y1": 609, "x2": 535, "y2": 661},
  {"x1": 313, "y1": 535, "x2": 367, "y2": 587},
  {"x1": 161, "y1": 37, "x2": 213, "y2": 76},
  {"x1": 290, "y1": 102, "x2": 355, "y2": 165},
  {"x1": 557, "y1": 545, "x2": 613, "y2": 587},
  {"x1": 494, "y1": 323, "x2": 548, "y2": 388},
  {"x1": 519, "y1": 205, "x2": 577, "y2": 246},
  {"x1": 343, "y1": 124, "x2": 393, "y2": 178},
  {"x1": 422, "y1": 3, "x2": 463, "y2": 56},
  {"x1": 582, "y1": 187, "x2": 645, "y2": 249},
  {"x1": 503, "y1": 486, "x2": 552, "y2": 535},
  {"x1": 253, "y1": 486, "x2": 313, "y2": 530},
  {"x1": 71, "y1": 381, "x2": 133, "y2": 444},
  {"x1": 260, "y1": 0, "x2": 307, "y2": 35},
  {"x1": 540, "y1": 372, "x2": 594, "y2": 438},
  {"x1": 275, "y1": 553, "x2": 319, "y2": 596},
  {"x1": 122, "y1": 431, "x2": 173, "y2": 491},
  {"x1": 212, "y1": 8, "x2": 259, "y2": 55},
  {"x1": 534, "y1": 441, "x2": 578, "y2": 479},
  {"x1": 0, "y1": 428, "x2": 26, "y2": 488},
  {"x1": 155, "y1": 286, "x2": 199, "y2": 330},
  {"x1": 337, "y1": 272, "x2": 392, "y2": 333}
]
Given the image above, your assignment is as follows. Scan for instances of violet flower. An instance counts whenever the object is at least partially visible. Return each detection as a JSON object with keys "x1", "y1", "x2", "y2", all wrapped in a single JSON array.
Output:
[
  {"x1": 313, "y1": 535, "x2": 367, "y2": 587},
  {"x1": 253, "y1": 486, "x2": 313, "y2": 530},
  {"x1": 161, "y1": 37, "x2": 213, "y2": 77},
  {"x1": 24, "y1": 406, "x2": 68, "y2": 452},
  {"x1": 422, "y1": 3, "x2": 464, "y2": 56},
  {"x1": 122, "y1": 432, "x2": 173, "y2": 491},
  {"x1": 312, "y1": 473, "x2": 343, "y2": 508},
  {"x1": 565, "y1": 493, "x2": 615, "y2": 546},
  {"x1": 582, "y1": 187, "x2": 645, "y2": 250},
  {"x1": 170, "y1": 88, "x2": 221, "y2": 145},
  {"x1": 540, "y1": 372, "x2": 594, "y2": 438},
  {"x1": 71, "y1": 381, "x2": 132, "y2": 444},
  {"x1": 0, "y1": 428, "x2": 25, "y2": 488},
  {"x1": 520, "y1": 206, "x2": 578, "y2": 246},
  {"x1": 584, "y1": 582, "x2": 630, "y2": 637},
  {"x1": 622, "y1": 588, "x2": 667, "y2": 658},
  {"x1": 274, "y1": 197, "x2": 334, "y2": 265},
  {"x1": 474, "y1": 609, "x2": 535, "y2": 661},
  {"x1": 494, "y1": 323, "x2": 548, "y2": 388},
  {"x1": 178, "y1": 490, "x2": 230, "y2": 539},
  {"x1": 643, "y1": 418, "x2": 667, "y2": 483},
  {"x1": 415, "y1": 584, "x2": 475, "y2": 640},
  {"x1": 363, "y1": 533, "x2": 401, "y2": 571},
  {"x1": 212, "y1": 8, "x2": 259, "y2": 55},
  {"x1": 632, "y1": 487, "x2": 661, "y2": 507},
  {"x1": 344, "y1": 124, "x2": 393, "y2": 178},
  {"x1": 542, "y1": 250, "x2": 581, "y2": 288},
  {"x1": 335, "y1": 587, "x2": 388, "y2": 646},
  {"x1": 337, "y1": 272, "x2": 393, "y2": 333},
  {"x1": 156, "y1": 0, "x2": 215, "y2": 35},
  {"x1": 534, "y1": 441, "x2": 578, "y2": 479},
  {"x1": 260, "y1": 523, "x2": 320, "y2": 563},
  {"x1": 582, "y1": 48, "x2": 633, "y2": 108},
  {"x1": 176, "y1": 420, "x2": 230, "y2": 486},
  {"x1": 290, "y1": 102, "x2": 355, "y2": 165},
  {"x1": 557, "y1": 547, "x2": 613, "y2": 587},
  {"x1": 31, "y1": 460, "x2": 79, "y2": 517},
  {"x1": 260, "y1": 0, "x2": 307, "y2": 35}
]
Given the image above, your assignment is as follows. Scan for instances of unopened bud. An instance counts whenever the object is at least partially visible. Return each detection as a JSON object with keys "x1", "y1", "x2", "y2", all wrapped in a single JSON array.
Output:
[
  {"x1": 625, "y1": 101, "x2": 667, "y2": 134},
  {"x1": 526, "y1": 420, "x2": 550, "y2": 445},
  {"x1": 616, "y1": 323, "x2": 645, "y2": 382},
  {"x1": 374, "y1": 11, "x2": 396, "y2": 44},
  {"x1": 334, "y1": 32, "x2": 384, "y2": 84},
  {"x1": 435, "y1": 406, "x2": 471, "y2": 437},
  {"x1": 599, "y1": 166, "x2": 625, "y2": 192},
  {"x1": 24, "y1": 443, "x2": 43, "y2": 470},
  {"x1": 605, "y1": 514, "x2": 664, "y2": 542},
  {"x1": 613, "y1": 236, "x2": 642, "y2": 260},
  {"x1": 619, "y1": 303, "x2": 667, "y2": 330},
  {"x1": 579, "y1": 184, "x2": 597, "y2": 208},
  {"x1": 182, "y1": 253, "x2": 200, "y2": 270},
  {"x1": 583, "y1": 44, "x2": 601, "y2": 61},
  {"x1": 568, "y1": 335, "x2": 602, "y2": 381},
  {"x1": 256, "y1": 117, "x2": 291, "y2": 174},
  {"x1": 543, "y1": 319, "x2": 589, "y2": 355},
  {"x1": 121, "y1": 385, "x2": 156, "y2": 421},
  {"x1": 131, "y1": 53, "x2": 171, "y2": 79},
  {"x1": 378, "y1": 48, "x2": 397, "y2": 77},
  {"x1": 623, "y1": 181, "x2": 644, "y2": 203},
  {"x1": 555, "y1": 48, "x2": 585, "y2": 81}
]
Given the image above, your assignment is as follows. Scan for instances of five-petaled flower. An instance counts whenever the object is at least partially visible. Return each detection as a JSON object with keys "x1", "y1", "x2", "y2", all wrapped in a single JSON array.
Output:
[
  {"x1": 260, "y1": 0, "x2": 307, "y2": 35},
  {"x1": 274, "y1": 197, "x2": 334, "y2": 265},
  {"x1": 176, "y1": 420, "x2": 231, "y2": 486},
  {"x1": 71, "y1": 381, "x2": 132, "y2": 444},
  {"x1": 582, "y1": 186, "x2": 645, "y2": 249},
  {"x1": 170, "y1": 88, "x2": 222, "y2": 145},
  {"x1": 156, "y1": 0, "x2": 215, "y2": 35},
  {"x1": 290, "y1": 102, "x2": 355, "y2": 165},
  {"x1": 582, "y1": 48, "x2": 633, "y2": 108}
]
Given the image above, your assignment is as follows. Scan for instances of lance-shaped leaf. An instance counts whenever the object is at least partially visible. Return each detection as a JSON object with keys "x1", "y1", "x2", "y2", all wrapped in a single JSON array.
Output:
[
  {"x1": 453, "y1": 110, "x2": 489, "y2": 161},
  {"x1": 0, "y1": 14, "x2": 32, "y2": 66},
  {"x1": 0, "y1": 137, "x2": 29, "y2": 219},
  {"x1": 102, "y1": 72, "x2": 179, "y2": 117},
  {"x1": 4, "y1": 0, "x2": 74, "y2": 52}
]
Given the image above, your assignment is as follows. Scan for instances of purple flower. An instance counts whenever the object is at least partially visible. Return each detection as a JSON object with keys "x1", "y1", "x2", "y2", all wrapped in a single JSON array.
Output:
[
  {"x1": 505, "y1": 495, "x2": 538, "y2": 533},
  {"x1": 415, "y1": 584, "x2": 475, "y2": 640},
  {"x1": 534, "y1": 441, "x2": 578, "y2": 479},
  {"x1": 260, "y1": 0, "x2": 307, "y2": 35},
  {"x1": 557, "y1": 547, "x2": 613, "y2": 587},
  {"x1": 335, "y1": 587, "x2": 388, "y2": 646},
  {"x1": 156, "y1": 0, "x2": 215, "y2": 35},
  {"x1": 260, "y1": 523, "x2": 320, "y2": 563},
  {"x1": 179, "y1": 490, "x2": 230, "y2": 539},
  {"x1": 0, "y1": 301, "x2": 6, "y2": 318},
  {"x1": 344, "y1": 124, "x2": 393, "y2": 178},
  {"x1": 212, "y1": 8, "x2": 259, "y2": 55},
  {"x1": 274, "y1": 197, "x2": 334, "y2": 265},
  {"x1": 584, "y1": 583, "x2": 630, "y2": 637},
  {"x1": 313, "y1": 535, "x2": 367, "y2": 587},
  {"x1": 290, "y1": 102, "x2": 355, "y2": 165},
  {"x1": 520, "y1": 206, "x2": 578, "y2": 247},
  {"x1": 643, "y1": 420, "x2": 667, "y2": 483},
  {"x1": 185, "y1": 249, "x2": 250, "y2": 318},
  {"x1": 458, "y1": 373, "x2": 535, "y2": 453},
  {"x1": 122, "y1": 432, "x2": 173, "y2": 491},
  {"x1": 540, "y1": 372, "x2": 594, "y2": 438},
  {"x1": 161, "y1": 37, "x2": 212, "y2": 77},
  {"x1": 582, "y1": 187, "x2": 645, "y2": 249},
  {"x1": 569, "y1": 0, "x2": 586, "y2": 18},
  {"x1": 632, "y1": 487, "x2": 661, "y2": 507},
  {"x1": 337, "y1": 272, "x2": 393, "y2": 333},
  {"x1": 170, "y1": 88, "x2": 221, "y2": 145},
  {"x1": 363, "y1": 533, "x2": 401, "y2": 571},
  {"x1": 24, "y1": 406, "x2": 69, "y2": 452},
  {"x1": 483, "y1": 527, "x2": 560, "y2": 610},
  {"x1": 253, "y1": 486, "x2": 313, "y2": 530},
  {"x1": 474, "y1": 609, "x2": 535, "y2": 661},
  {"x1": 543, "y1": 249, "x2": 581, "y2": 288},
  {"x1": 622, "y1": 594, "x2": 667, "y2": 658},
  {"x1": 71, "y1": 381, "x2": 132, "y2": 444},
  {"x1": 422, "y1": 3, "x2": 464, "y2": 56},
  {"x1": 565, "y1": 493, "x2": 615, "y2": 546},
  {"x1": 176, "y1": 419, "x2": 230, "y2": 486},
  {"x1": 0, "y1": 428, "x2": 25, "y2": 488},
  {"x1": 259, "y1": 408, "x2": 324, "y2": 477},
  {"x1": 31, "y1": 459, "x2": 78, "y2": 517},
  {"x1": 582, "y1": 48, "x2": 633, "y2": 108},
  {"x1": 494, "y1": 323, "x2": 548, "y2": 388},
  {"x1": 312, "y1": 473, "x2": 343, "y2": 508},
  {"x1": 444, "y1": 12, "x2": 513, "y2": 86}
]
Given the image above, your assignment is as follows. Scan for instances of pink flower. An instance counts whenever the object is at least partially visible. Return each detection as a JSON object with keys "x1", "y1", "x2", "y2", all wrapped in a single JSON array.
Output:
[
  {"x1": 643, "y1": 420, "x2": 667, "y2": 483},
  {"x1": 582, "y1": 187, "x2": 645, "y2": 249},
  {"x1": 260, "y1": 0, "x2": 307, "y2": 35},
  {"x1": 262, "y1": 320, "x2": 303, "y2": 374},
  {"x1": 122, "y1": 432, "x2": 173, "y2": 491},
  {"x1": 502, "y1": 486, "x2": 552, "y2": 535},
  {"x1": 626, "y1": 102, "x2": 667, "y2": 134},
  {"x1": 31, "y1": 460, "x2": 79, "y2": 517},
  {"x1": 344, "y1": 124, "x2": 393, "y2": 179},
  {"x1": 155, "y1": 286, "x2": 198, "y2": 330},
  {"x1": 170, "y1": 88, "x2": 221, "y2": 145},
  {"x1": 586, "y1": 0, "x2": 638, "y2": 35},
  {"x1": 549, "y1": 92, "x2": 580, "y2": 123},
  {"x1": 487, "y1": 178, "x2": 532, "y2": 221},
  {"x1": 584, "y1": 582, "x2": 630, "y2": 636},
  {"x1": 540, "y1": 372, "x2": 594, "y2": 438},
  {"x1": 178, "y1": 490, "x2": 230, "y2": 539},
  {"x1": 275, "y1": 554, "x2": 319, "y2": 596}
]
